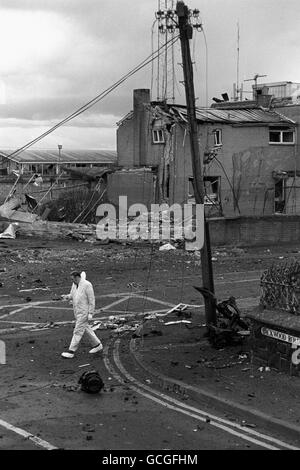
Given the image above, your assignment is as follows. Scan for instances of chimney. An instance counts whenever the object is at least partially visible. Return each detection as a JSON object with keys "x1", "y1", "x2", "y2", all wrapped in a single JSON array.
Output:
[
  {"x1": 133, "y1": 89, "x2": 150, "y2": 166},
  {"x1": 256, "y1": 94, "x2": 273, "y2": 107}
]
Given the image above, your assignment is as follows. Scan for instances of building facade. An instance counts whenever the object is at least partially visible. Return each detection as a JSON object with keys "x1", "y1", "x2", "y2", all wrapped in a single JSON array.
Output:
[{"x1": 111, "y1": 89, "x2": 296, "y2": 217}]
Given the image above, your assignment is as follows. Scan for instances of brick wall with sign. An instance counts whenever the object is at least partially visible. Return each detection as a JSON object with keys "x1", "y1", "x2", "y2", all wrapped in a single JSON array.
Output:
[{"x1": 247, "y1": 308, "x2": 300, "y2": 375}]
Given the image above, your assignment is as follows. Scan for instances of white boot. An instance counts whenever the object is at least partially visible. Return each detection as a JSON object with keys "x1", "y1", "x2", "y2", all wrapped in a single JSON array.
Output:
[
  {"x1": 61, "y1": 351, "x2": 75, "y2": 359},
  {"x1": 89, "y1": 343, "x2": 103, "y2": 354}
]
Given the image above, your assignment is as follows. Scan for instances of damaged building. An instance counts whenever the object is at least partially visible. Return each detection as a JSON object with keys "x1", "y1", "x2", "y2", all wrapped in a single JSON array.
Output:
[
  {"x1": 110, "y1": 89, "x2": 297, "y2": 217},
  {"x1": 0, "y1": 149, "x2": 117, "y2": 224}
]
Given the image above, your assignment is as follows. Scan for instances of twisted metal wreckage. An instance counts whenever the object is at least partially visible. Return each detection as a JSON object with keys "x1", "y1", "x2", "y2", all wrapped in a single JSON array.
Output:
[{"x1": 0, "y1": 170, "x2": 107, "y2": 240}]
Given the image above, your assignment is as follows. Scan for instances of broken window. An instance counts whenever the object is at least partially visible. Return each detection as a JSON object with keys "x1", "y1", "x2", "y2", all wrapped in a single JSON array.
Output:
[
  {"x1": 269, "y1": 127, "x2": 295, "y2": 144},
  {"x1": 152, "y1": 129, "x2": 165, "y2": 144},
  {"x1": 188, "y1": 176, "x2": 220, "y2": 205},
  {"x1": 204, "y1": 176, "x2": 220, "y2": 204},
  {"x1": 213, "y1": 129, "x2": 222, "y2": 146}
]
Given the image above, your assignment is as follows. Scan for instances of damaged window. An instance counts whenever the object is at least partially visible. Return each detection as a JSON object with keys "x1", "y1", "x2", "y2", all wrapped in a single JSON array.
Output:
[
  {"x1": 152, "y1": 129, "x2": 165, "y2": 144},
  {"x1": 269, "y1": 128, "x2": 295, "y2": 144},
  {"x1": 188, "y1": 176, "x2": 220, "y2": 204},
  {"x1": 204, "y1": 176, "x2": 220, "y2": 204}
]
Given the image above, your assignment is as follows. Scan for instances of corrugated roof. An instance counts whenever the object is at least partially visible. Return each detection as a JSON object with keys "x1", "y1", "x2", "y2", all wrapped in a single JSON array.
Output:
[
  {"x1": 116, "y1": 103, "x2": 295, "y2": 127},
  {"x1": 0, "y1": 149, "x2": 117, "y2": 164},
  {"x1": 171, "y1": 106, "x2": 296, "y2": 125}
]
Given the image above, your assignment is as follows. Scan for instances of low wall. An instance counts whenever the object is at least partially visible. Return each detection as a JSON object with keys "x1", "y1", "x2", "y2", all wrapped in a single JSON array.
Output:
[
  {"x1": 247, "y1": 308, "x2": 300, "y2": 375},
  {"x1": 208, "y1": 215, "x2": 300, "y2": 247}
]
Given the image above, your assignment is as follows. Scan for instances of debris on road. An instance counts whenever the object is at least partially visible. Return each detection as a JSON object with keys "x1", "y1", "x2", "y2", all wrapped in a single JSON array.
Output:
[
  {"x1": 164, "y1": 320, "x2": 192, "y2": 325},
  {"x1": 0, "y1": 223, "x2": 19, "y2": 239},
  {"x1": 241, "y1": 421, "x2": 257, "y2": 428},
  {"x1": 194, "y1": 288, "x2": 250, "y2": 349},
  {"x1": 166, "y1": 303, "x2": 188, "y2": 314},
  {"x1": 159, "y1": 243, "x2": 176, "y2": 251},
  {"x1": 78, "y1": 370, "x2": 104, "y2": 394}
]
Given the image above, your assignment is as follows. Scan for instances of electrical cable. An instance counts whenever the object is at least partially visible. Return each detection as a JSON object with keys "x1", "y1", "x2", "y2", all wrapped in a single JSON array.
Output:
[
  {"x1": 78, "y1": 188, "x2": 107, "y2": 224},
  {"x1": 6, "y1": 35, "x2": 179, "y2": 161},
  {"x1": 214, "y1": 156, "x2": 241, "y2": 214},
  {"x1": 72, "y1": 182, "x2": 101, "y2": 223},
  {"x1": 150, "y1": 19, "x2": 158, "y2": 101},
  {"x1": 201, "y1": 27, "x2": 209, "y2": 109}
]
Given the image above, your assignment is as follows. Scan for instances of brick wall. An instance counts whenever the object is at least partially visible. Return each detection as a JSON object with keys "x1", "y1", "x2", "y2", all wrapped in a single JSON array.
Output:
[
  {"x1": 247, "y1": 309, "x2": 300, "y2": 375},
  {"x1": 208, "y1": 215, "x2": 300, "y2": 247}
]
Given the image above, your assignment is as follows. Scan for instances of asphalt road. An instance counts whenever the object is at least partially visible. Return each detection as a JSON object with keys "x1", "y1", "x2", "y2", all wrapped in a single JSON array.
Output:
[{"x1": 0, "y1": 240, "x2": 299, "y2": 450}]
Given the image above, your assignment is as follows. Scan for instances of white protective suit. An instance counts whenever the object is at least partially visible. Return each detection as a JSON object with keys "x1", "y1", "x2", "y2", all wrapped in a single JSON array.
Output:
[{"x1": 66, "y1": 272, "x2": 100, "y2": 352}]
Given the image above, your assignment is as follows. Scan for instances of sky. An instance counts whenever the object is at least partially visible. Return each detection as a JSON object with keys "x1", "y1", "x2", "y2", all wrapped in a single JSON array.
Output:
[{"x1": 0, "y1": 0, "x2": 299, "y2": 150}]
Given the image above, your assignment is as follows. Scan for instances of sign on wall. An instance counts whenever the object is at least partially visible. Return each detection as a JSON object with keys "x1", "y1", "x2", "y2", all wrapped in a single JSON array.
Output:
[{"x1": 261, "y1": 327, "x2": 300, "y2": 346}]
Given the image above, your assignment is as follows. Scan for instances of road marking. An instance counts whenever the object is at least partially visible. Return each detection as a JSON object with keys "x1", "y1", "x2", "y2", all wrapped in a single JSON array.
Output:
[
  {"x1": 216, "y1": 278, "x2": 260, "y2": 285},
  {"x1": 0, "y1": 418, "x2": 57, "y2": 450},
  {"x1": 103, "y1": 339, "x2": 299, "y2": 451},
  {"x1": 0, "y1": 305, "x2": 34, "y2": 320}
]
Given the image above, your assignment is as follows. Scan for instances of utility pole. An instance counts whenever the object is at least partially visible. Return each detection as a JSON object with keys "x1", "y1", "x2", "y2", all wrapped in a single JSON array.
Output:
[
  {"x1": 58, "y1": 144, "x2": 62, "y2": 175},
  {"x1": 176, "y1": 0, "x2": 216, "y2": 325}
]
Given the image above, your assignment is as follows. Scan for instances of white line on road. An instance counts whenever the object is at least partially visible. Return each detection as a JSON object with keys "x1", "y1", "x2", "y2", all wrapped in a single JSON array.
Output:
[
  {"x1": 104, "y1": 339, "x2": 299, "y2": 451},
  {"x1": 0, "y1": 418, "x2": 57, "y2": 450}
]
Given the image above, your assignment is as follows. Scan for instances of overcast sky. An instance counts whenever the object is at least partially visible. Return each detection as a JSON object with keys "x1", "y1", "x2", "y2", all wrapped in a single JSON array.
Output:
[{"x1": 0, "y1": 0, "x2": 299, "y2": 150}]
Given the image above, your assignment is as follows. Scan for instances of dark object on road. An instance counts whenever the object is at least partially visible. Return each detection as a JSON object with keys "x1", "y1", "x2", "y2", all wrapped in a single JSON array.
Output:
[
  {"x1": 194, "y1": 287, "x2": 250, "y2": 349},
  {"x1": 78, "y1": 370, "x2": 104, "y2": 394}
]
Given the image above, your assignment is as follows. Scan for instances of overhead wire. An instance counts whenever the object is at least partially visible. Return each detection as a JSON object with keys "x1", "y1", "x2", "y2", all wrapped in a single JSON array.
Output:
[
  {"x1": 214, "y1": 156, "x2": 241, "y2": 214},
  {"x1": 6, "y1": 34, "x2": 180, "y2": 161},
  {"x1": 150, "y1": 19, "x2": 158, "y2": 101}
]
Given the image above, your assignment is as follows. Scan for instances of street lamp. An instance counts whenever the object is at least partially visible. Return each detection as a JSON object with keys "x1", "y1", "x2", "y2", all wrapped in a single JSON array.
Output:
[{"x1": 58, "y1": 144, "x2": 62, "y2": 174}]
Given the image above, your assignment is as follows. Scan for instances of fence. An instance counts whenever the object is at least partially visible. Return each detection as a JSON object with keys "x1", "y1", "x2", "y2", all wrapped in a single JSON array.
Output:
[{"x1": 260, "y1": 261, "x2": 300, "y2": 315}]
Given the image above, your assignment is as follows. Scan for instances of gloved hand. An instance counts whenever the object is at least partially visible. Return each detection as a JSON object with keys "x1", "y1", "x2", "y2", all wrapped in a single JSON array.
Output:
[
  {"x1": 88, "y1": 313, "x2": 93, "y2": 322},
  {"x1": 61, "y1": 294, "x2": 69, "y2": 301}
]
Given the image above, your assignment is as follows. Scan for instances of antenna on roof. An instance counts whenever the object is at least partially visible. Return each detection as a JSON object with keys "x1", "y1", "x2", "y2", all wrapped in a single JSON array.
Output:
[
  {"x1": 233, "y1": 22, "x2": 243, "y2": 101},
  {"x1": 244, "y1": 74, "x2": 267, "y2": 100}
]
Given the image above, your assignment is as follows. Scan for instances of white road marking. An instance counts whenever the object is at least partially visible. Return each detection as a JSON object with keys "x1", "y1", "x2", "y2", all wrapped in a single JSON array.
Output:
[
  {"x1": 216, "y1": 278, "x2": 260, "y2": 285},
  {"x1": 104, "y1": 339, "x2": 299, "y2": 451},
  {"x1": 0, "y1": 418, "x2": 57, "y2": 450}
]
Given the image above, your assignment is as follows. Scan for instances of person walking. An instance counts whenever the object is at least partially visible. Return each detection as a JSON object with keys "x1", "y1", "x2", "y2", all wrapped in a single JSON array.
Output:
[{"x1": 61, "y1": 271, "x2": 103, "y2": 359}]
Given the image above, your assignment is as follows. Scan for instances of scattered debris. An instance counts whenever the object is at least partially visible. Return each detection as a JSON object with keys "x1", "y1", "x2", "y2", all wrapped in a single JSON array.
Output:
[
  {"x1": 164, "y1": 320, "x2": 192, "y2": 326},
  {"x1": 82, "y1": 424, "x2": 95, "y2": 433},
  {"x1": 0, "y1": 223, "x2": 19, "y2": 239},
  {"x1": 238, "y1": 354, "x2": 248, "y2": 359},
  {"x1": 63, "y1": 385, "x2": 79, "y2": 392},
  {"x1": 194, "y1": 289, "x2": 250, "y2": 349},
  {"x1": 166, "y1": 303, "x2": 188, "y2": 314},
  {"x1": 241, "y1": 421, "x2": 257, "y2": 428},
  {"x1": 258, "y1": 366, "x2": 271, "y2": 372},
  {"x1": 127, "y1": 282, "x2": 143, "y2": 289},
  {"x1": 78, "y1": 370, "x2": 104, "y2": 394},
  {"x1": 159, "y1": 243, "x2": 176, "y2": 251}
]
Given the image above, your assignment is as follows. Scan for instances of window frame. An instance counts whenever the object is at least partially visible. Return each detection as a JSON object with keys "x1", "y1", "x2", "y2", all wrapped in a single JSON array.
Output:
[
  {"x1": 213, "y1": 128, "x2": 222, "y2": 147},
  {"x1": 269, "y1": 128, "x2": 295, "y2": 145},
  {"x1": 188, "y1": 176, "x2": 221, "y2": 205},
  {"x1": 152, "y1": 128, "x2": 165, "y2": 144}
]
